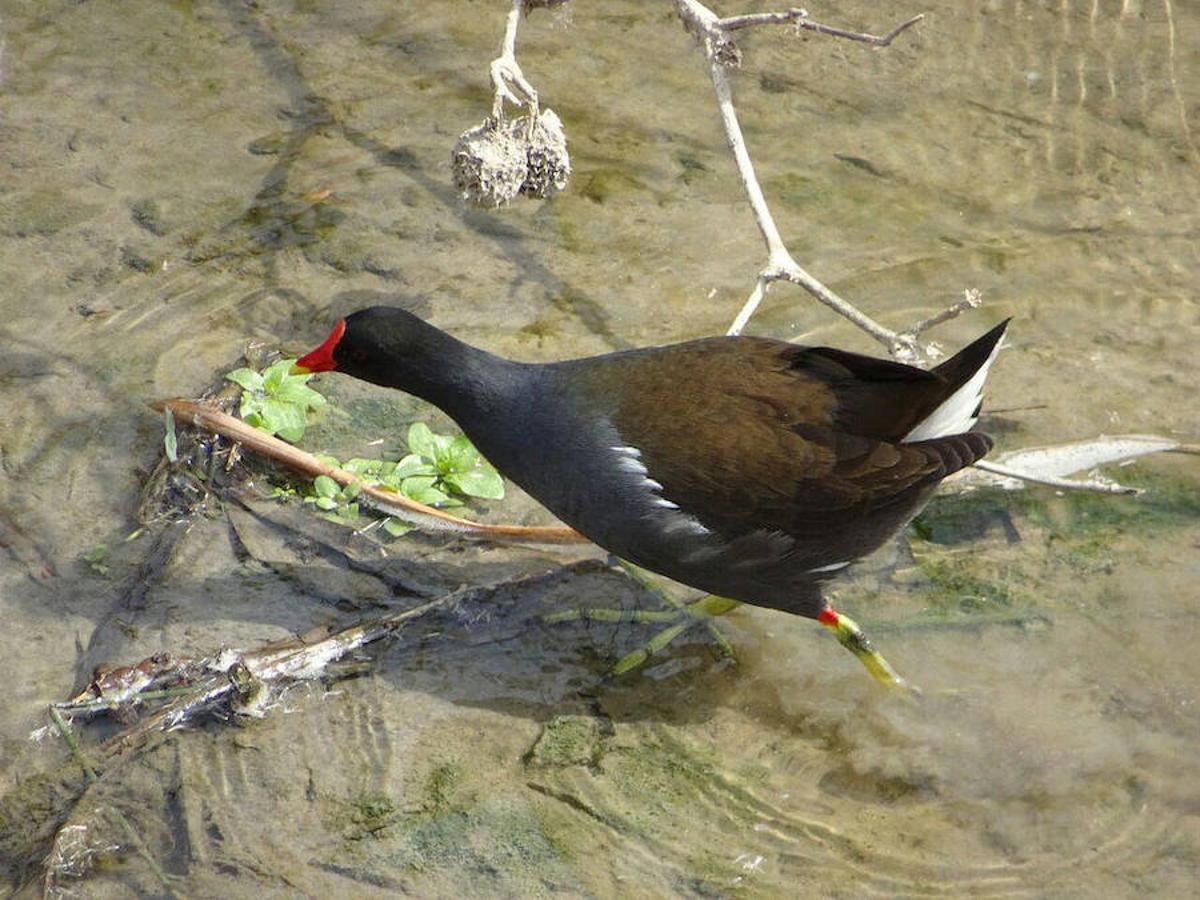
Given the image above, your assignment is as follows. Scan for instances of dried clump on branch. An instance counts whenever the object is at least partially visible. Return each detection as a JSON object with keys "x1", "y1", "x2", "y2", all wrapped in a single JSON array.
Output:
[
  {"x1": 451, "y1": 108, "x2": 571, "y2": 206},
  {"x1": 451, "y1": 0, "x2": 572, "y2": 206}
]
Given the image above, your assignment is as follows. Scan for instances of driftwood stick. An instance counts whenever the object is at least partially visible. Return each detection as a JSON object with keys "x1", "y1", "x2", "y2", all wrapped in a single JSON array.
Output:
[{"x1": 155, "y1": 398, "x2": 587, "y2": 544}]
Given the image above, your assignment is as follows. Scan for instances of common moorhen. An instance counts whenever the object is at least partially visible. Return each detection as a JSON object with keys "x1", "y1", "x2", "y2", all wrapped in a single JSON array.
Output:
[{"x1": 296, "y1": 307, "x2": 1008, "y2": 689}]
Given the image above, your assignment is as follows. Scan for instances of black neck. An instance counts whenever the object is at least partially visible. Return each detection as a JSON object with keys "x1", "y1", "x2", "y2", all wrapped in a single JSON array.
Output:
[{"x1": 344, "y1": 311, "x2": 529, "y2": 425}]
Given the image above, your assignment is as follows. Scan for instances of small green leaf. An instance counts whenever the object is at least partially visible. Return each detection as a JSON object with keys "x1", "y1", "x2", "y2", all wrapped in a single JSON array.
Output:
[
  {"x1": 261, "y1": 359, "x2": 292, "y2": 391},
  {"x1": 325, "y1": 503, "x2": 360, "y2": 524},
  {"x1": 407, "y1": 422, "x2": 438, "y2": 459},
  {"x1": 239, "y1": 393, "x2": 264, "y2": 420},
  {"x1": 401, "y1": 475, "x2": 451, "y2": 506},
  {"x1": 342, "y1": 481, "x2": 362, "y2": 500},
  {"x1": 383, "y1": 518, "x2": 412, "y2": 537},
  {"x1": 163, "y1": 409, "x2": 178, "y2": 462},
  {"x1": 445, "y1": 468, "x2": 505, "y2": 500},
  {"x1": 344, "y1": 458, "x2": 383, "y2": 476},
  {"x1": 392, "y1": 454, "x2": 437, "y2": 480},
  {"x1": 225, "y1": 368, "x2": 264, "y2": 392},
  {"x1": 414, "y1": 487, "x2": 454, "y2": 506},
  {"x1": 260, "y1": 398, "x2": 308, "y2": 442},
  {"x1": 313, "y1": 475, "x2": 339, "y2": 498},
  {"x1": 442, "y1": 435, "x2": 479, "y2": 473},
  {"x1": 314, "y1": 453, "x2": 343, "y2": 469},
  {"x1": 314, "y1": 496, "x2": 339, "y2": 510},
  {"x1": 274, "y1": 379, "x2": 326, "y2": 410},
  {"x1": 400, "y1": 474, "x2": 437, "y2": 495}
]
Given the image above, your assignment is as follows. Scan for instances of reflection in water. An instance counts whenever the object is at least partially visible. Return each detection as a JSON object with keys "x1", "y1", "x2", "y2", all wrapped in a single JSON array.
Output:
[{"x1": 0, "y1": 0, "x2": 1196, "y2": 895}]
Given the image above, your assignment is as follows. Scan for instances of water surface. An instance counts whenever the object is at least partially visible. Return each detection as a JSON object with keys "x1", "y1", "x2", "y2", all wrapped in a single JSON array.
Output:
[{"x1": 1, "y1": 1, "x2": 1197, "y2": 896}]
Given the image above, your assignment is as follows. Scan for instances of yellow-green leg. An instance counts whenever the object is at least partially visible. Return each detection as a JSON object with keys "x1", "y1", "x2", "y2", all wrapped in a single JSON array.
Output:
[{"x1": 818, "y1": 606, "x2": 920, "y2": 694}]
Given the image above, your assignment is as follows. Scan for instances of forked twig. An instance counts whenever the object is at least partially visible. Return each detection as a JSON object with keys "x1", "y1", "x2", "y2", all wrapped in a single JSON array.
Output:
[
  {"x1": 722, "y1": 8, "x2": 924, "y2": 46},
  {"x1": 672, "y1": 1, "x2": 974, "y2": 362}
]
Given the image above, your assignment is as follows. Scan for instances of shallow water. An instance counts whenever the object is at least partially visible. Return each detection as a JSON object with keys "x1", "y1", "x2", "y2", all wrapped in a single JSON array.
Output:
[{"x1": 1, "y1": 1, "x2": 1197, "y2": 896}]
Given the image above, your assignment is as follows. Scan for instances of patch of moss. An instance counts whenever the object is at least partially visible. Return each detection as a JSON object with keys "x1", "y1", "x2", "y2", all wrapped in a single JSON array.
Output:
[
  {"x1": 609, "y1": 730, "x2": 720, "y2": 807},
  {"x1": 422, "y1": 762, "x2": 462, "y2": 814},
  {"x1": 579, "y1": 168, "x2": 650, "y2": 204},
  {"x1": 120, "y1": 244, "x2": 163, "y2": 273},
  {"x1": 330, "y1": 790, "x2": 401, "y2": 841},
  {"x1": 912, "y1": 488, "x2": 1024, "y2": 545},
  {"x1": 1028, "y1": 468, "x2": 1200, "y2": 538},
  {"x1": 0, "y1": 190, "x2": 101, "y2": 237},
  {"x1": 760, "y1": 172, "x2": 816, "y2": 208},
  {"x1": 393, "y1": 801, "x2": 567, "y2": 882},
  {"x1": 130, "y1": 198, "x2": 166, "y2": 235},
  {"x1": 917, "y1": 556, "x2": 1018, "y2": 617},
  {"x1": 674, "y1": 151, "x2": 710, "y2": 185},
  {"x1": 917, "y1": 467, "x2": 1198, "y2": 549},
  {"x1": 525, "y1": 716, "x2": 604, "y2": 770}
]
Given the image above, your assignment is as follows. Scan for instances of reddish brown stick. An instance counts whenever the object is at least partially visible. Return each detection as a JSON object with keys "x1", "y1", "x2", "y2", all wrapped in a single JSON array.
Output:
[{"x1": 154, "y1": 398, "x2": 587, "y2": 545}]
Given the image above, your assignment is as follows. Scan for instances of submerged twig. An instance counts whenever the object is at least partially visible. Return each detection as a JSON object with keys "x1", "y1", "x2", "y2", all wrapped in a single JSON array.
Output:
[
  {"x1": 952, "y1": 434, "x2": 1183, "y2": 495},
  {"x1": 53, "y1": 561, "x2": 606, "y2": 748},
  {"x1": 720, "y1": 8, "x2": 924, "y2": 45},
  {"x1": 106, "y1": 807, "x2": 183, "y2": 899},
  {"x1": 48, "y1": 708, "x2": 98, "y2": 784},
  {"x1": 971, "y1": 460, "x2": 1140, "y2": 496}
]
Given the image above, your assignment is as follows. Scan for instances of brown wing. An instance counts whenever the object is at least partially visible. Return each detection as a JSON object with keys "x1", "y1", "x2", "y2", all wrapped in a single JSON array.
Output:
[{"x1": 568, "y1": 336, "x2": 989, "y2": 541}]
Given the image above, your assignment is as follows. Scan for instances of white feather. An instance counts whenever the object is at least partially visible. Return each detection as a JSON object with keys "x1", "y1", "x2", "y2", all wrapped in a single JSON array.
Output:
[
  {"x1": 615, "y1": 455, "x2": 649, "y2": 476},
  {"x1": 903, "y1": 335, "x2": 1004, "y2": 442}
]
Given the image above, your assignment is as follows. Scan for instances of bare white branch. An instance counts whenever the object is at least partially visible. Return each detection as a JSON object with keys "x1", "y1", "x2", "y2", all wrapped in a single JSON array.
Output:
[
  {"x1": 671, "y1": 2, "x2": 988, "y2": 362},
  {"x1": 490, "y1": 0, "x2": 539, "y2": 120},
  {"x1": 720, "y1": 7, "x2": 925, "y2": 46},
  {"x1": 949, "y1": 434, "x2": 1184, "y2": 495},
  {"x1": 903, "y1": 289, "x2": 984, "y2": 341},
  {"x1": 970, "y1": 460, "x2": 1141, "y2": 495}
]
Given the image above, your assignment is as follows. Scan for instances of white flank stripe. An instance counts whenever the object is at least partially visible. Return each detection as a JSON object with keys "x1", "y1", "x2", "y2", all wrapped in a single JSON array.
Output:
[
  {"x1": 615, "y1": 455, "x2": 649, "y2": 476},
  {"x1": 808, "y1": 560, "x2": 851, "y2": 574}
]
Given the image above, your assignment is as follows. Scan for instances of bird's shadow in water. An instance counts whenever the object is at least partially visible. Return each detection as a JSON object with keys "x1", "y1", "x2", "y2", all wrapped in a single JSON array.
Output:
[{"x1": 54, "y1": 497, "x2": 745, "y2": 738}]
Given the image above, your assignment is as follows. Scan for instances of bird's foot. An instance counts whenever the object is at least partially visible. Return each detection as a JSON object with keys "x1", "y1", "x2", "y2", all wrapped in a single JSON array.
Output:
[
  {"x1": 818, "y1": 607, "x2": 921, "y2": 694},
  {"x1": 542, "y1": 559, "x2": 741, "y2": 675},
  {"x1": 607, "y1": 592, "x2": 740, "y2": 676}
]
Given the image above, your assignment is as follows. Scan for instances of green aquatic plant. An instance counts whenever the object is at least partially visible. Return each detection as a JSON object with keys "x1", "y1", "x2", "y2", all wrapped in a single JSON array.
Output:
[
  {"x1": 278, "y1": 423, "x2": 505, "y2": 533},
  {"x1": 339, "y1": 422, "x2": 504, "y2": 507},
  {"x1": 219, "y1": 361, "x2": 504, "y2": 532},
  {"x1": 224, "y1": 358, "x2": 326, "y2": 443},
  {"x1": 81, "y1": 545, "x2": 110, "y2": 577}
]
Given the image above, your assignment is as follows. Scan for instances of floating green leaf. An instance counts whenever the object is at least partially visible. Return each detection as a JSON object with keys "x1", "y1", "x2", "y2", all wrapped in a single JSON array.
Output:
[
  {"x1": 444, "y1": 468, "x2": 504, "y2": 500},
  {"x1": 313, "y1": 475, "x2": 340, "y2": 499},
  {"x1": 224, "y1": 368, "x2": 264, "y2": 392},
  {"x1": 224, "y1": 358, "x2": 327, "y2": 443},
  {"x1": 406, "y1": 421, "x2": 440, "y2": 459},
  {"x1": 82, "y1": 545, "x2": 110, "y2": 577}
]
